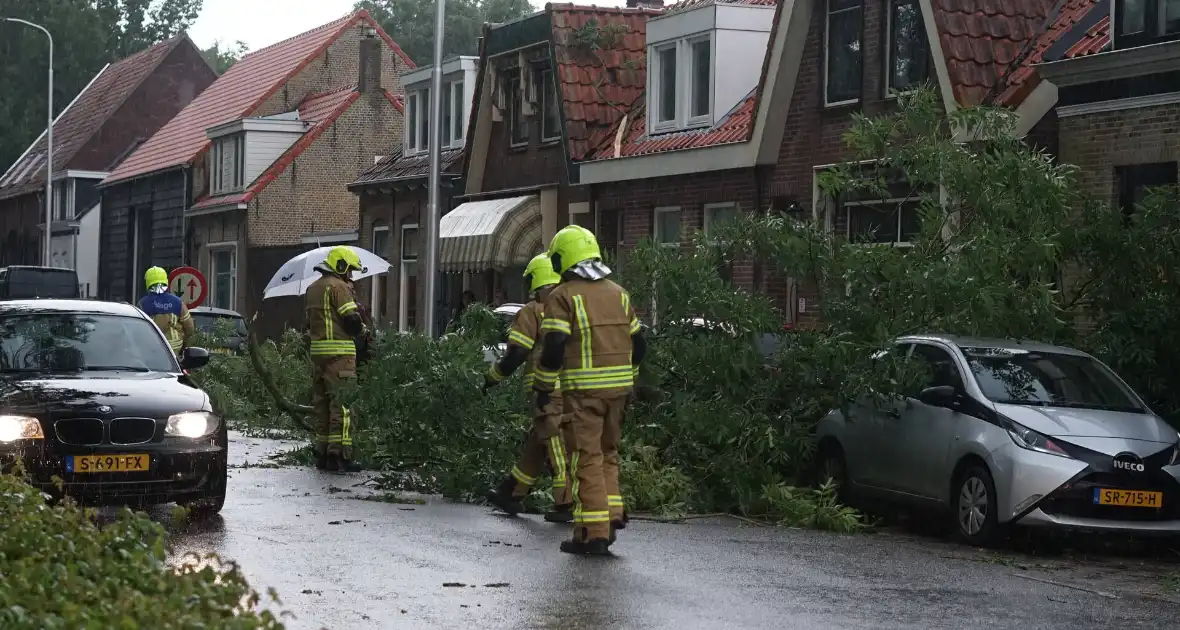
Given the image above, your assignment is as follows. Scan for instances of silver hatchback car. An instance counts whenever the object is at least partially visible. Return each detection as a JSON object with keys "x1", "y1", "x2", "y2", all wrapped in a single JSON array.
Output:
[{"x1": 814, "y1": 335, "x2": 1180, "y2": 545}]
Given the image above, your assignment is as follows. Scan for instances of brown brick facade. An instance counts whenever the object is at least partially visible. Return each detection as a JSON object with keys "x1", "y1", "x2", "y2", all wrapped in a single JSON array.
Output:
[{"x1": 1057, "y1": 103, "x2": 1180, "y2": 207}]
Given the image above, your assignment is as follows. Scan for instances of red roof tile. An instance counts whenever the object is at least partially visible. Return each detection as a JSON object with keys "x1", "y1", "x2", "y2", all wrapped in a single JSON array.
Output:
[
  {"x1": 0, "y1": 36, "x2": 187, "y2": 197},
  {"x1": 104, "y1": 10, "x2": 413, "y2": 186},
  {"x1": 548, "y1": 4, "x2": 662, "y2": 161},
  {"x1": 189, "y1": 87, "x2": 361, "y2": 210},
  {"x1": 990, "y1": 0, "x2": 1109, "y2": 105},
  {"x1": 587, "y1": 90, "x2": 755, "y2": 159},
  {"x1": 930, "y1": 0, "x2": 1059, "y2": 107}
]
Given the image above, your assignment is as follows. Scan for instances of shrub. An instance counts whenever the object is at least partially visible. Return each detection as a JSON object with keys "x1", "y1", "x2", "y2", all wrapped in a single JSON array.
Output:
[{"x1": 0, "y1": 473, "x2": 283, "y2": 629}]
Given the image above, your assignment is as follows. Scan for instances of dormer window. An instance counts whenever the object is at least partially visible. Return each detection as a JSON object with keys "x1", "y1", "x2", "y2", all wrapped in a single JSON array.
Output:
[
  {"x1": 405, "y1": 89, "x2": 430, "y2": 154},
  {"x1": 540, "y1": 68, "x2": 561, "y2": 142},
  {"x1": 210, "y1": 134, "x2": 245, "y2": 195},
  {"x1": 440, "y1": 80, "x2": 465, "y2": 147},
  {"x1": 650, "y1": 35, "x2": 712, "y2": 133},
  {"x1": 508, "y1": 72, "x2": 529, "y2": 147},
  {"x1": 1115, "y1": 0, "x2": 1180, "y2": 48}
]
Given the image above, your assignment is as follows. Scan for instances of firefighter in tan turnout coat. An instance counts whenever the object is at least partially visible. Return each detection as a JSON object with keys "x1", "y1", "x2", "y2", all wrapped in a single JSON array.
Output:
[
  {"x1": 484, "y1": 254, "x2": 575, "y2": 523},
  {"x1": 304, "y1": 246, "x2": 368, "y2": 472},
  {"x1": 533, "y1": 225, "x2": 646, "y2": 556}
]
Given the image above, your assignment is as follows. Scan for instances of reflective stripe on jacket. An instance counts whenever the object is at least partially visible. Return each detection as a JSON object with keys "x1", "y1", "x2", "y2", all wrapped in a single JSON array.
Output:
[
  {"x1": 536, "y1": 278, "x2": 640, "y2": 395},
  {"x1": 305, "y1": 274, "x2": 358, "y2": 357}
]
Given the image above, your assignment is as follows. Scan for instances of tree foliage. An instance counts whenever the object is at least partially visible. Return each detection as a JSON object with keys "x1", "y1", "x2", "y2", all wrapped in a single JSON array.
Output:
[
  {"x1": 0, "y1": 0, "x2": 203, "y2": 170},
  {"x1": 201, "y1": 38, "x2": 248, "y2": 75},
  {"x1": 356, "y1": 0, "x2": 535, "y2": 66},
  {"x1": 0, "y1": 473, "x2": 284, "y2": 628}
]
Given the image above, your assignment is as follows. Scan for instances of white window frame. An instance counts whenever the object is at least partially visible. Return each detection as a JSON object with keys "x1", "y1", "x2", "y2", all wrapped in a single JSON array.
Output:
[
  {"x1": 539, "y1": 68, "x2": 562, "y2": 143},
  {"x1": 406, "y1": 88, "x2": 433, "y2": 155},
  {"x1": 812, "y1": 159, "x2": 919, "y2": 247},
  {"x1": 52, "y1": 179, "x2": 76, "y2": 222},
  {"x1": 207, "y1": 241, "x2": 239, "y2": 311},
  {"x1": 653, "y1": 206, "x2": 681, "y2": 248},
  {"x1": 649, "y1": 35, "x2": 713, "y2": 134},
  {"x1": 209, "y1": 135, "x2": 245, "y2": 195},
  {"x1": 449, "y1": 80, "x2": 465, "y2": 147},
  {"x1": 703, "y1": 202, "x2": 739, "y2": 238},
  {"x1": 371, "y1": 224, "x2": 390, "y2": 317},
  {"x1": 843, "y1": 197, "x2": 918, "y2": 247},
  {"x1": 686, "y1": 34, "x2": 713, "y2": 126},
  {"x1": 508, "y1": 73, "x2": 528, "y2": 148},
  {"x1": 651, "y1": 42, "x2": 680, "y2": 132},
  {"x1": 824, "y1": 0, "x2": 863, "y2": 107},
  {"x1": 884, "y1": 0, "x2": 928, "y2": 97},
  {"x1": 406, "y1": 91, "x2": 420, "y2": 154},
  {"x1": 399, "y1": 223, "x2": 418, "y2": 332}
]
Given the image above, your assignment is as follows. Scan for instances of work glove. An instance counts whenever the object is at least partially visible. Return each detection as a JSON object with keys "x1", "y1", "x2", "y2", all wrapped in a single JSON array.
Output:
[{"x1": 533, "y1": 388, "x2": 551, "y2": 412}]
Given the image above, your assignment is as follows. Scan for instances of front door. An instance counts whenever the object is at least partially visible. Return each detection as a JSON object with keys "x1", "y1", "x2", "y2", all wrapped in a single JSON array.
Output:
[{"x1": 879, "y1": 342, "x2": 966, "y2": 500}]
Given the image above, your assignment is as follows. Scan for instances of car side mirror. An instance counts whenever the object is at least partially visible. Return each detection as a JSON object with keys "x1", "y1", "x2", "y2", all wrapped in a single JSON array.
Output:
[
  {"x1": 180, "y1": 347, "x2": 211, "y2": 371},
  {"x1": 918, "y1": 385, "x2": 957, "y2": 408}
]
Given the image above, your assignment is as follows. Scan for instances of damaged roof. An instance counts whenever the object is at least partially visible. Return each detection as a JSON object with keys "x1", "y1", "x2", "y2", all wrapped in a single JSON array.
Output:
[{"x1": 992, "y1": 0, "x2": 1111, "y2": 105}]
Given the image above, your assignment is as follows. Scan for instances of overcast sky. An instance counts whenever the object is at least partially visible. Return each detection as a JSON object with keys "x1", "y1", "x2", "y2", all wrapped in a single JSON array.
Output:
[{"x1": 188, "y1": 0, "x2": 628, "y2": 52}]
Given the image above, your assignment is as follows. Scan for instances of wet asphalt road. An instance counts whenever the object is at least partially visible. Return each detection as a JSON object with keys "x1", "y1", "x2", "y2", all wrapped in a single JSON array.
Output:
[{"x1": 158, "y1": 434, "x2": 1180, "y2": 630}]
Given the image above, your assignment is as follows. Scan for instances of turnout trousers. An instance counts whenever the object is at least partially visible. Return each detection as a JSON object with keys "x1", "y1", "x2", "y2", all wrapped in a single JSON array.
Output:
[
  {"x1": 312, "y1": 355, "x2": 356, "y2": 459},
  {"x1": 566, "y1": 392, "x2": 628, "y2": 542},
  {"x1": 510, "y1": 394, "x2": 574, "y2": 505}
]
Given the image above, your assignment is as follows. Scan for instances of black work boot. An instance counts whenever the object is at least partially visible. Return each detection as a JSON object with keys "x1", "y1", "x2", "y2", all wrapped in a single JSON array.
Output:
[
  {"x1": 560, "y1": 538, "x2": 613, "y2": 556},
  {"x1": 314, "y1": 452, "x2": 329, "y2": 470},
  {"x1": 544, "y1": 504, "x2": 574, "y2": 523},
  {"x1": 612, "y1": 509, "x2": 630, "y2": 530},
  {"x1": 327, "y1": 454, "x2": 362, "y2": 473},
  {"x1": 486, "y1": 476, "x2": 524, "y2": 516}
]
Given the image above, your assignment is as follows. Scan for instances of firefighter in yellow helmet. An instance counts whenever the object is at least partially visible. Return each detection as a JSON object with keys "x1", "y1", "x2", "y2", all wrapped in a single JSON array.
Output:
[
  {"x1": 533, "y1": 225, "x2": 646, "y2": 555},
  {"x1": 304, "y1": 246, "x2": 368, "y2": 472},
  {"x1": 138, "y1": 266, "x2": 195, "y2": 355},
  {"x1": 483, "y1": 254, "x2": 575, "y2": 523}
]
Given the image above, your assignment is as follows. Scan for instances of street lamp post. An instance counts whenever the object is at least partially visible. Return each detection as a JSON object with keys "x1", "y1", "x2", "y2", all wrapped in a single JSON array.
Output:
[
  {"x1": 421, "y1": 0, "x2": 446, "y2": 335},
  {"x1": 3, "y1": 18, "x2": 53, "y2": 267}
]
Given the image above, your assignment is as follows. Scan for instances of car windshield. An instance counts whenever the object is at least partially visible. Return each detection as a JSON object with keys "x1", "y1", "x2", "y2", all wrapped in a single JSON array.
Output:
[
  {"x1": 192, "y1": 312, "x2": 247, "y2": 336},
  {"x1": 0, "y1": 312, "x2": 177, "y2": 373},
  {"x1": 960, "y1": 346, "x2": 1144, "y2": 413}
]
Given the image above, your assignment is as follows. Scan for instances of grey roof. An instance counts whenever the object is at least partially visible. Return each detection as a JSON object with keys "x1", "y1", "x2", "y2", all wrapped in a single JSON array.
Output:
[{"x1": 349, "y1": 146, "x2": 464, "y2": 189}]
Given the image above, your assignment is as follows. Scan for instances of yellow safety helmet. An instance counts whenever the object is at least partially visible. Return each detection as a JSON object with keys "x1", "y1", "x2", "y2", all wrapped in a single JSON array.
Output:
[
  {"x1": 547, "y1": 225, "x2": 601, "y2": 275},
  {"x1": 144, "y1": 266, "x2": 169, "y2": 291},
  {"x1": 324, "y1": 246, "x2": 364, "y2": 275},
  {"x1": 523, "y1": 253, "x2": 561, "y2": 293}
]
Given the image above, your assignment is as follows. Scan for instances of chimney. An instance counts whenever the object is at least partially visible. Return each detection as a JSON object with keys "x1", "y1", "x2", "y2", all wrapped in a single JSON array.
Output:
[
  {"x1": 359, "y1": 25, "x2": 381, "y2": 93},
  {"x1": 626, "y1": 0, "x2": 664, "y2": 8}
]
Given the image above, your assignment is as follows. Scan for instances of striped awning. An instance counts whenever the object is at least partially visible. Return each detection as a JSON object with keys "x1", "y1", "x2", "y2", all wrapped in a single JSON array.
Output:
[{"x1": 439, "y1": 195, "x2": 542, "y2": 272}]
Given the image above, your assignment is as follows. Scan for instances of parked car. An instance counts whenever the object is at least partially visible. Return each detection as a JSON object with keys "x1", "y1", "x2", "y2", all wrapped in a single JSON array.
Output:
[
  {"x1": 190, "y1": 306, "x2": 247, "y2": 354},
  {"x1": 0, "y1": 299, "x2": 226, "y2": 517},
  {"x1": 813, "y1": 334, "x2": 1180, "y2": 545},
  {"x1": 0, "y1": 266, "x2": 80, "y2": 300}
]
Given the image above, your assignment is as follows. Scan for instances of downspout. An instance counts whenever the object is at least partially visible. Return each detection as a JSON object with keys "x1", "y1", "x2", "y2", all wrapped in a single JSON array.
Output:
[
  {"x1": 752, "y1": 164, "x2": 766, "y2": 296},
  {"x1": 180, "y1": 164, "x2": 189, "y2": 267}
]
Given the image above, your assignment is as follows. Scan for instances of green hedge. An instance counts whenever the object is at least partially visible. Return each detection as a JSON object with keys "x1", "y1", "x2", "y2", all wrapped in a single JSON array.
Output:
[{"x1": 0, "y1": 473, "x2": 284, "y2": 629}]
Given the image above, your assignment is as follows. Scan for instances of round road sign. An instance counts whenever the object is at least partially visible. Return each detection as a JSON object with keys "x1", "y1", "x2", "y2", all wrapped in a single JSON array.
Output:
[{"x1": 169, "y1": 266, "x2": 207, "y2": 309}]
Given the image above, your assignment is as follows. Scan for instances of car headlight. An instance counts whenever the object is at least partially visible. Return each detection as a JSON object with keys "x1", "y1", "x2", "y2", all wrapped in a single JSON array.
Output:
[
  {"x1": 165, "y1": 412, "x2": 220, "y2": 439},
  {"x1": 0, "y1": 415, "x2": 44, "y2": 442},
  {"x1": 1007, "y1": 421, "x2": 1071, "y2": 458}
]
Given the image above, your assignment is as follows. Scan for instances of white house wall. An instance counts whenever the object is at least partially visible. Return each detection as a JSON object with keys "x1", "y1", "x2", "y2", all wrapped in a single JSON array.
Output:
[
  {"x1": 245, "y1": 130, "x2": 303, "y2": 185},
  {"x1": 76, "y1": 202, "x2": 101, "y2": 297},
  {"x1": 715, "y1": 28, "x2": 771, "y2": 125}
]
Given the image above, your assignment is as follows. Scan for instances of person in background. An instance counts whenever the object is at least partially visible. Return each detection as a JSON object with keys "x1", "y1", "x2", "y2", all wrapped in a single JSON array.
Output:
[
  {"x1": 483, "y1": 254, "x2": 574, "y2": 523},
  {"x1": 304, "y1": 247, "x2": 368, "y2": 472},
  {"x1": 138, "y1": 267, "x2": 195, "y2": 356}
]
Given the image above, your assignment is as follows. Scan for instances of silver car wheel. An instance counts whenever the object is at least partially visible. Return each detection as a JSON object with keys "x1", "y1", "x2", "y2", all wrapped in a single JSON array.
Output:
[{"x1": 958, "y1": 477, "x2": 988, "y2": 536}]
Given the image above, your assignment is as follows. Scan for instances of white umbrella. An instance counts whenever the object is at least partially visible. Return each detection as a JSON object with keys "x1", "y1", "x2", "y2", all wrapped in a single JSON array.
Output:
[{"x1": 262, "y1": 246, "x2": 391, "y2": 299}]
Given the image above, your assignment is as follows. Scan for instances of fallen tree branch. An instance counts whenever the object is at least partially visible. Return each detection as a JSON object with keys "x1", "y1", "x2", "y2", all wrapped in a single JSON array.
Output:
[{"x1": 246, "y1": 313, "x2": 314, "y2": 432}]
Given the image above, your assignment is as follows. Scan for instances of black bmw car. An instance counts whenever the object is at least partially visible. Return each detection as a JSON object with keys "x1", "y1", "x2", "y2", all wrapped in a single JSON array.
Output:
[{"x1": 0, "y1": 299, "x2": 226, "y2": 516}]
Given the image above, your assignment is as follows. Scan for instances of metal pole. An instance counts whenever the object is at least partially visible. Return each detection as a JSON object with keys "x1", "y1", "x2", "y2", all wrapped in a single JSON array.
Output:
[
  {"x1": 421, "y1": 0, "x2": 446, "y2": 336},
  {"x1": 4, "y1": 19, "x2": 54, "y2": 267}
]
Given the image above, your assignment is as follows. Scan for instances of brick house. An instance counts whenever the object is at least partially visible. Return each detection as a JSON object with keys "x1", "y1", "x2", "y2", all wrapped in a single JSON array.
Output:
[
  {"x1": 1034, "y1": 0, "x2": 1180, "y2": 214},
  {"x1": 0, "y1": 35, "x2": 215, "y2": 296},
  {"x1": 347, "y1": 56, "x2": 475, "y2": 333},
  {"x1": 96, "y1": 10, "x2": 413, "y2": 336},
  {"x1": 454, "y1": 3, "x2": 662, "y2": 313},
  {"x1": 576, "y1": 0, "x2": 1062, "y2": 324}
]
